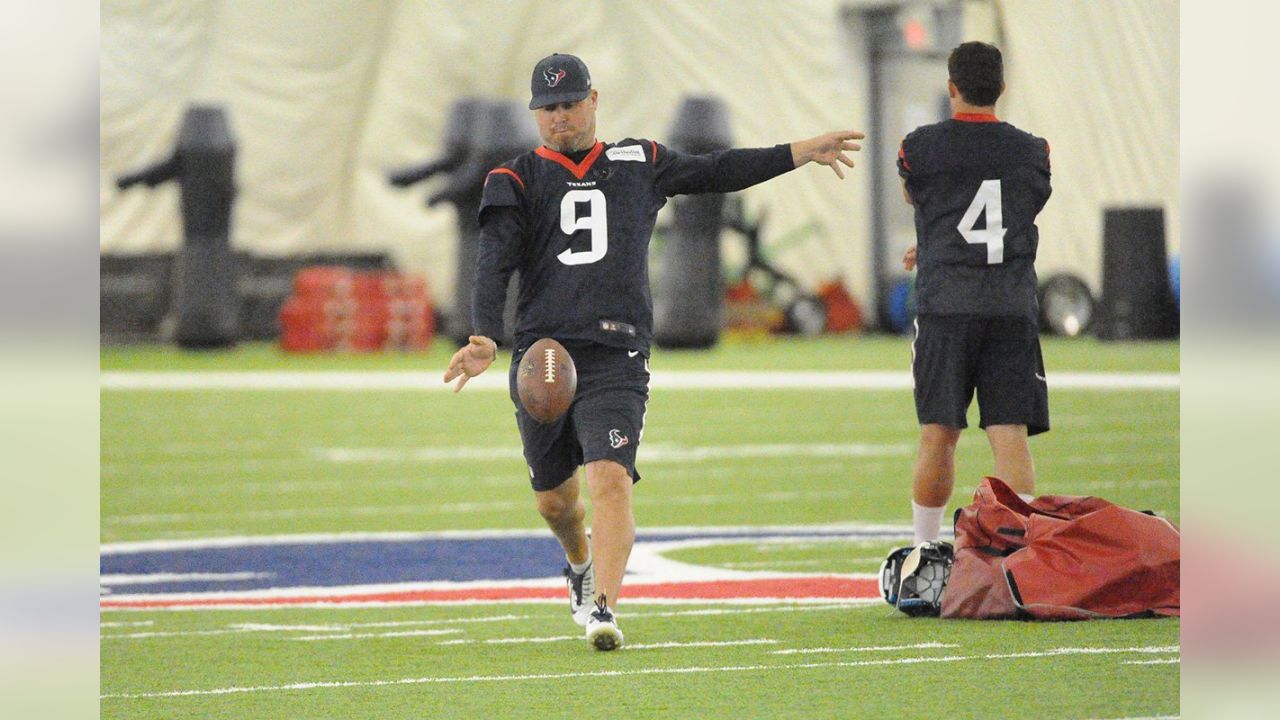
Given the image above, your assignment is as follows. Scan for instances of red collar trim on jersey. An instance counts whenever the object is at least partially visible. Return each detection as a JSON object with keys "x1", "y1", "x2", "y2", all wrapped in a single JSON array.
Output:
[
  {"x1": 535, "y1": 141, "x2": 604, "y2": 179},
  {"x1": 952, "y1": 113, "x2": 1000, "y2": 123}
]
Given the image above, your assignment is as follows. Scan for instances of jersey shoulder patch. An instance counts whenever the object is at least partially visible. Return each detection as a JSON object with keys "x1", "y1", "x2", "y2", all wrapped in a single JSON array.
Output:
[
  {"x1": 605, "y1": 144, "x2": 646, "y2": 163},
  {"x1": 612, "y1": 138, "x2": 658, "y2": 165}
]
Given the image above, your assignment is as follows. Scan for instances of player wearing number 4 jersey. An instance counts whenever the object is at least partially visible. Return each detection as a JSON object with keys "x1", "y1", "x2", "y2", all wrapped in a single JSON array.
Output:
[
  {"x1": 897, "y1": 41, "x2": 1052, "y2": 546},
  {"x1": 442, "y1": 52, "x2": 865, "y2": 650}
]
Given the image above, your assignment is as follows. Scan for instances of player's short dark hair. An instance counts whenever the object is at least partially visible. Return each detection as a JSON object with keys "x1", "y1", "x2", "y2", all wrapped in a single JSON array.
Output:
[{"x1": 948, "y1": 42, "x2": 1003, "y2": 107}]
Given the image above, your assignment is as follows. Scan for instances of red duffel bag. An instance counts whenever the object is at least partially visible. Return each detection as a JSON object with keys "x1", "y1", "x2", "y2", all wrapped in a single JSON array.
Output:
[{"x1": 942, "y1": 477, "x2": 1180, "y2": 620}]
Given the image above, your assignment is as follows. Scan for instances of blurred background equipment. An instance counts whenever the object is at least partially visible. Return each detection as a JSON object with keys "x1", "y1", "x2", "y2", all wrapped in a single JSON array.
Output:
[
  {"x1": 100, "y1": 1, "x2": 1181, "y2": 347},
  {"x1": 653, "y1": 96, "x2": 734, "y2": 349},
  {"x1": 115, "y1": 105, "x2": 238, "y2": 349},
  {"x1": 1094, "y1": 207, "x2": 1179, "y2": 341},
  {"x1": 99, "y1": 253, "x2": 174, "y2": 342},
  {"x1": 855, "y1": 1, "x2": 961, "y2": 331},
  {"x1": 389, "y1": 98, "x2": 536, "y2": 347},
  {"x1": 884, "y1": 276, "x2": 915, "y2": 335},
  {"x1": 817, "y1": 279, "x2": 863, "y2": 334},
  {"x1": 721, "y1": 198, "x2": 832, "y2": 338},
  {"x1": 1038, "y1": 273, "x2": 1095, "y2": 337},
  {"x1": 277, "y1": 266, "x2": 434, "y2": 353},
  {"x1": 386, "y1": 97, "x2": 487, "y2": 190}
]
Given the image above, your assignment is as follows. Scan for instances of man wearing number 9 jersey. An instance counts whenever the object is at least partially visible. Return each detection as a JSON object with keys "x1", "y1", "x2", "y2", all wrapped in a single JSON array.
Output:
[
  {"x1": 897, "y1": 41, "x2": 1052, "y2": 546},
  {"x1": 443, "y1": 52, "x2": 865, "y2": 649}
]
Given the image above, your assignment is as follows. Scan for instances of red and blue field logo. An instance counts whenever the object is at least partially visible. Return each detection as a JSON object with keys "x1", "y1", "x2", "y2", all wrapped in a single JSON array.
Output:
[{"x1": 100, "y1": 527, "x2": 899, "y2": 610}]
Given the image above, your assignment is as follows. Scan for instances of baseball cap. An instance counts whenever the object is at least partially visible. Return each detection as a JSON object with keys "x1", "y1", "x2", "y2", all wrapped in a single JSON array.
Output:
[{"x1": 529, "y1": 53, "x2": 592, "y2": 110}]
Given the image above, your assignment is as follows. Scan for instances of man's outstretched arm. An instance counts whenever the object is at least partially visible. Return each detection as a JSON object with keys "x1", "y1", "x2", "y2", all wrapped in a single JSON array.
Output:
[
  {"x1": 790, "y1": 129, "x2": 865, "y2": 179},
  {"x1": 655, "y1": 129, "x2": 865, "y2": 196}
]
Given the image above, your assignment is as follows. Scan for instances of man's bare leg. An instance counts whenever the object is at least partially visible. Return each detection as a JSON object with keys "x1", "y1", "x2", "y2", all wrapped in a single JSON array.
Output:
[
  {"x1": 534, "y1": 473, "x2": 589, "y2": 564},
  {"x1": 986, "y1": 424, "x2": 1035, "y2": 497},
  {"x1": 584, "y1": 460, "x2": 635, "y2": 610},
  {"x1": 912, "y1": 423, "x2": 961, "y2": 543}
]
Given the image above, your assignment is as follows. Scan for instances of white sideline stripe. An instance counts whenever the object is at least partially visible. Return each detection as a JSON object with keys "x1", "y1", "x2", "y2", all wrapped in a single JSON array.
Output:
[
  {"x1": 434, "y1": 637, "x2": 779, "y2": 649},
  {"x1": 99, "y1": 370, "x2": 1178, "y2": 392},
  {"x1": 314, "y1": 442, "x2": 912, "y2": 464},
  {"x1": 772, "y1": 642, "x2": 959, "y2": 655},
  {"x1": 293, "y1": 629, "x2": 462, "y2": 641},
  {"x1": 1122, "y1": 658, "x2": 1180, "y2": 665},
  {"x1": 722, "y1": 559, "x2": 829, "y2": 568},
  {"x1": 626, "y1": 604, "x2": 854, "y2": 619},
  {"x1": 628, "y1": 639, "x2": 778, "y2": 650},
  {"x1": 101, "y1": 572, "x2": 272, "y2": 586},
  {"x1": 102, "y1": 628, "x2": 287, "y2": 640},
  {"x1": 99, "y1": 621, "x2": 154, "y2": 628},
  {"x1": 437, "y1": 635, "x2": 576, "y2": 646},
  {"x1": 101, "y1": 615, "x2": 532, "y2": 640},
  {"x1": 100, "y1": 596, "x2": 882, "y2": 613},
  {"x1": 103, "y1": 489, "x2": 867, "y2": 526},
  {"x1": 99, "y1": 645, "x2": 1182, "y2": 700},
  {"x1": 100, "y1": 524, "x2": 914, "y2": 555},
  {"x1": 287, "y1": 615, "x2": 532, "y2": 630}
]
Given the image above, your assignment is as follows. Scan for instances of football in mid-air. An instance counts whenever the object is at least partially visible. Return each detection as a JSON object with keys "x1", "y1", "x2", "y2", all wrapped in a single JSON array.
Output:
[{"x1": 517, "y1": 338, "x2": 577, "y2": 423}]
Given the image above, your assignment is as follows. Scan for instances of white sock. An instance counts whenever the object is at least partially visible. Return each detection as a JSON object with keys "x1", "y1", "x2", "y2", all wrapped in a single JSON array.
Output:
[
  {"x1": 1017, "y1": 492, "x2": 1035, "y2": 503},
  {"x1": 912, "y1": 500, "x2": 946, "y2": 545},
  {"x1": 568, "y1": 551, "x2": 592, "y2": 575}
]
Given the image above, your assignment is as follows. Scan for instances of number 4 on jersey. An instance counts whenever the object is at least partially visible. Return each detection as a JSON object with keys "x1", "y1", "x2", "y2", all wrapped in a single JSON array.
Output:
[{"x1": 958, "y1": 179, "x2": 1005, "y2": 264}]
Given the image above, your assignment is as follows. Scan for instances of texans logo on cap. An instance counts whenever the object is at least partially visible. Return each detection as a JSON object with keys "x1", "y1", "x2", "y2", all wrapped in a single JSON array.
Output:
[{"x1": 543, "y1": 67, "x2": 566, "y2": 87}]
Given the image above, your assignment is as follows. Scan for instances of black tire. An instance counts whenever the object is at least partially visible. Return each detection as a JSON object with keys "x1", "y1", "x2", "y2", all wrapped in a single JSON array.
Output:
[
  {"x1": 785, "y1": 296, "x2": 828, "y2": 336},
  {"x1": 1038, "y1": 273, "x2": 1095, "y2": 337}
]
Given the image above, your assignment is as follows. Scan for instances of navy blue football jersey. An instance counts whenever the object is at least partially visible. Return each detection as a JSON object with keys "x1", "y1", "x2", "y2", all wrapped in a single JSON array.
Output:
[
  {"x1": 898, "y1": 114, "x2": 1051, "y2": 318},
  {"x1": 475, "y1": 139, "x2": 793, "y2": 352}
]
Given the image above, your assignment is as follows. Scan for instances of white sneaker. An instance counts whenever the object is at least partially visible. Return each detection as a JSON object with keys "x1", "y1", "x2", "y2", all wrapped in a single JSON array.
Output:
[
  {"x1": 563, "y1": 562, "x2": 595, "y2": 627},
  {"x1": 584, "y1": 595, "x2": 623, "y2": 651}
]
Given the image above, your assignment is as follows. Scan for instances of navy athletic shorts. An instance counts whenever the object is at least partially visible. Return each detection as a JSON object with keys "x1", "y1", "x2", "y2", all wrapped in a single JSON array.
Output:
[
  {"x1": 508, "y1": 341, "x2": 649, "y2": 491},
  {"x1": 911, "y1": 314, "x2": 1049, "y2": 436}
]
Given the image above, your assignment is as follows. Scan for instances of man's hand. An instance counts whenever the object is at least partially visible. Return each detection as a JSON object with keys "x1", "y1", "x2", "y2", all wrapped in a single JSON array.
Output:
[
  {"x1": 443, "y1": 335, "x2": 498, "y2": 392},
  {"x1": 792, "y1": 130, "x2": 866, "y2": 179},
  {"x1": 902, "y1": 245, "x2": 917, "y2": 272}
]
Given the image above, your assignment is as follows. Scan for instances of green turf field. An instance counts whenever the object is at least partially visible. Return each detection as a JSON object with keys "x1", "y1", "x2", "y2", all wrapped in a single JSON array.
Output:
[{"x1": 100, "y1": 335, "x2": 1179, "y2": 718}]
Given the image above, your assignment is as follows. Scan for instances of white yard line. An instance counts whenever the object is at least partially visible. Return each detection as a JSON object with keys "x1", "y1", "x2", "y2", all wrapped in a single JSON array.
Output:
[
  {"x1": 437, "y1": 635, "x2": 577, "y2": 646},
  {"x1": 627, "y1": 639, "x2": 779, "y2": 650},
  {"x1": 311, "y1": 442, "x2": 912, "y2": 464},
  {"x1": 102, "y1": 491, "x2": 856, "y2": 526},
  {"x1": 99, "y1": 524, "x2": 914, "y2": 556},
  {"x1": 101, "y1": 616, "x2": 532, "y2": 641},
  {"x1": 101, "y1": 572, "x2": 272, "y2": 586},
  {"x1": 100, "y1": 370, "x2": 1178, "y2": 392},
  {"x1": 436, "y1": 637, "x2": 780, "y2": 649},
  {"x1": 102, "y1": 627, "x2": 286, "y2": 640},
  {"x1": 772, "y1": 642, "x2": 959, "y2": 655},
  {"x1": 721, "y1": 559, "x2": 830, "y2": 568},
  {"x1": 625, "y1": 604, "x2": 856, "y2": 619},
  {"x1": 100, "y1": 645, "x2": 1181, "y2": 700},
  {"x1": 292, "y1": 628, "x2": 462, "y2": 641},
  {"x1": 114, "y1": 488, "x2": 825, "y2": 525}
]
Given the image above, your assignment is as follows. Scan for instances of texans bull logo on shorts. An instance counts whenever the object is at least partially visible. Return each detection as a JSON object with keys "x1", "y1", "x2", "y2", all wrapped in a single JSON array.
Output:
[{"x1": 609, "y1": 429, "x2": 629, "y2": 449}]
